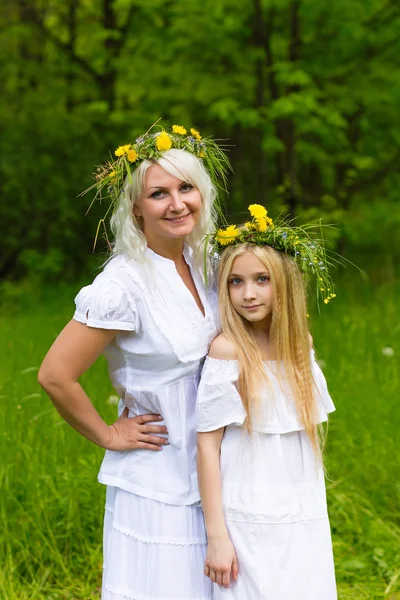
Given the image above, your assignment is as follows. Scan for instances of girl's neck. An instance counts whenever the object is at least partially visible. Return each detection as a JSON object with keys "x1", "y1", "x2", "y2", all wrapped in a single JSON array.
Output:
[{"x1": 248, "y1": 321, "x2": 276, "y2": 361}]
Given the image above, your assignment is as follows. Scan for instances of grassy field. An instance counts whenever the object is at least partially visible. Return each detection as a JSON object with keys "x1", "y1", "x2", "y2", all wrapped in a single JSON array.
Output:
[{"x1": 0, "y1": 273, "x2": 399, "y2": 599}]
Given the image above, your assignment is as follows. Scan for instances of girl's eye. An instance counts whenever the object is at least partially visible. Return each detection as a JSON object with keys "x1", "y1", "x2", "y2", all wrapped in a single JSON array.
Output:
[
  {"x1": 229, "y1": 278, "x2": 242, "y2": 285},
  {"x1": 180, "y1": 183, "x2": 193, "y2": 192},
  {"x1": 258, "y1": 275, "x2": 270, "y2": 283}
]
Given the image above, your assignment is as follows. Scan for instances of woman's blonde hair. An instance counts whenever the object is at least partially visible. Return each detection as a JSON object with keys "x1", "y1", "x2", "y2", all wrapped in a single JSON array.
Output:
[
  {"x1": 110, "y1": 148, "x2": 218, "y2": 273},
  {"x1": 218, "y1": 243, "x2": 320, "y2": 454}
]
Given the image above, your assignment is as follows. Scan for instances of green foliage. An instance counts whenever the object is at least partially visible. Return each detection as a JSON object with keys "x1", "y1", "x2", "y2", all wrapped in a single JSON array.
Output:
[{"x1": 1, "y1": 0, "x2": 400, "y2": 281}]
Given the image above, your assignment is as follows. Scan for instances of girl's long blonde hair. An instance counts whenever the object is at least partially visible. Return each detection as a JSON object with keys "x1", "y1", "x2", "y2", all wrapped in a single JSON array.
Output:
[{"x1": 218, "y1": 243, "x2": 320, "y2": 455}]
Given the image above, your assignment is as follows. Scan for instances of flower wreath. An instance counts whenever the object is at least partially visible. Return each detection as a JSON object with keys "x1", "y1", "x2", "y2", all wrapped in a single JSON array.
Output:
[
  {"x1": 83, "y1": 121, "x2": 232, "y2": 214},
  {"x1": 211, "y1": 204, "x2": 338, "y2": 307}
]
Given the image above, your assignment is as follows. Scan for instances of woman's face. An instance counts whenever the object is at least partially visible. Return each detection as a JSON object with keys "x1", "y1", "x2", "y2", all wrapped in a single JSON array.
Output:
[{"x1": 134, "y1": 163, "x2": 202, "y2": 243}]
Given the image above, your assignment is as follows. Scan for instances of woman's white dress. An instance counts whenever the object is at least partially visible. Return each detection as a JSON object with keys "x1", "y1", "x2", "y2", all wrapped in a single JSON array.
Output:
[
  {"x1": 73, "y1": 246, "x2": 218, "y2": 600},
  {"x1": 197, "y1": 353, "x2": 337, "y2": 600}
]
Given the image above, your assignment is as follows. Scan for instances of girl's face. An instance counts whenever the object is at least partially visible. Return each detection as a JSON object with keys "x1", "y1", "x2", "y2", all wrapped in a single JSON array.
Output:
[
  {"x1": 134, "y1": 163, "x2": 202, "y2": 244},
  {"x1": 228, "y1": 251, "x2": 273, "y2": 326}
]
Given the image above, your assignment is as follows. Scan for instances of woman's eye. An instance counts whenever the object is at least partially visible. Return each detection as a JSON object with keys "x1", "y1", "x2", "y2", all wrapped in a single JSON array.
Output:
[
  {"x1": 229, "y1": 278, "x2": 242, "y2": 285},
  {"x1": 258, "y1": 275, "x2": 270, "y2": 283},
  {"x1": 180, "y1": 183, "x2": 193, "y2": 192},
  {"x1": 151, "y1": 190, "x2": 166, "y2": 199}
]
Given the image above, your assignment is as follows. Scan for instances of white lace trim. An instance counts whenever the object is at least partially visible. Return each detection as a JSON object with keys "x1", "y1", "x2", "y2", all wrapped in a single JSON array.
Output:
[
  {"x1": 112, "y1": 522, "x2": 207, "y2": 546},
  {"x1": 105, "y1": 585, "x2": 212, "y2": 600}
]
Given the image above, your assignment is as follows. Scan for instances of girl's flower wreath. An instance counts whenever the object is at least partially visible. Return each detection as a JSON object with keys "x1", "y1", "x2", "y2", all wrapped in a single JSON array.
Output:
[{"x1": 210, "y1": 204, "x2": 339, "y2": 308}]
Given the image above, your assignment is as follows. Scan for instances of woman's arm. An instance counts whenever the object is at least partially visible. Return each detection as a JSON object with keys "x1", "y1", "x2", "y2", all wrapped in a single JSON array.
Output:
[
  {"x1": 197, "y1": 428, "x2": 238, "y2": 588},
  {"x1": 38, "y1": 320, "x2": 168, "y2": 451}
]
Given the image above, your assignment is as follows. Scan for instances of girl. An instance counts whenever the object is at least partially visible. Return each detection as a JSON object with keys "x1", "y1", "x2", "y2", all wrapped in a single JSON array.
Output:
[
  {"x1": 197, "y1": 206, "x2": 337, "y2": 599},
  {"x1": 38, "y1": 124, "x2": 230, "y2": 600}
]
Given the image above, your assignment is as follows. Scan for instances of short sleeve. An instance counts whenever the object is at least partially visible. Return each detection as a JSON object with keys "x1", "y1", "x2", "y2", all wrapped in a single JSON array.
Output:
[
  {"x1": 73, "y1": 274, "x2": 138, "y2": 331},
  {"x1": 197, "y1": 357, "x2": 246, "y2": 432},
  {"x1": 311, "y1": 350, "x2": 336, "y2": 418}
]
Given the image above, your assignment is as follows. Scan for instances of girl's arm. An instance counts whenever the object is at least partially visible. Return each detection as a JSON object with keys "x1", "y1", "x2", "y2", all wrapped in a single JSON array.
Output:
[
  {"x1": 197, "y1": 428, "x2": 238, "y2": 588},
  {"x1": 38, "y1": 320, "x2": 168, "y2": 451}
]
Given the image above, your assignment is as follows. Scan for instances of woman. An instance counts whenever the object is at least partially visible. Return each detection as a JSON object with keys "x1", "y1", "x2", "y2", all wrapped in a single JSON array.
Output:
[{"x1": 38, "y1": 125, "x2": 230, "y2": 600}]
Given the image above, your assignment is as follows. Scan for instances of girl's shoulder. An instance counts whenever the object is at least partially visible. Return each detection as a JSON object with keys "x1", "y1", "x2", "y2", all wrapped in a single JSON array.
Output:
[{"x1": 208, "y1": 334, "x2": 238, "y2": 361}]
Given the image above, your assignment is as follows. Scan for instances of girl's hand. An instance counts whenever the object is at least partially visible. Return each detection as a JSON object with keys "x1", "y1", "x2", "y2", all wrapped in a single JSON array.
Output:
[
  {"x1": 106, "y1": 407, "x2": 169, "y2": 451},
  {"x1": 204, "y1": 535, "x2": 239, "y2": 588}
]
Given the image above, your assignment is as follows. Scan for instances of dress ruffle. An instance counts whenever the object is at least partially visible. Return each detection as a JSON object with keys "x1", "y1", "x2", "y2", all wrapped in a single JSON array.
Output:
[
  {"x1": 197, "y1": 350, "x2": 335, "y2": 434},
  {"x1": 102, "y1": 488, "x2": 212, "y2": 600}
]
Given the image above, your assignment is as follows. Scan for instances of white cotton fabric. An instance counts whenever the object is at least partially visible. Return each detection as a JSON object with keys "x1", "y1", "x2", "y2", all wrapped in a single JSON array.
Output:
[
  {"x1": 74, "y1": 246, "x2": 218, "y2": 505},
  {"x1": 73, "y1": 246, "x2": 219, "y2": 600},
  {"x1": 197, "y1": 353, "x2": 337, "y2": 599},
  {"x1": 102, "y1": 487, "x2": 212, "y2": 600}
]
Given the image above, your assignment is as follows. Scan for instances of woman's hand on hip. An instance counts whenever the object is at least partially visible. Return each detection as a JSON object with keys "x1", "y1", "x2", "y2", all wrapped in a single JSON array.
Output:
[
  {"x1": 106, "y1": 407, "x2": 169, "y2": 451},
  {"x1": 204, "y1": 535, "x2": 239, "y2": 588}
]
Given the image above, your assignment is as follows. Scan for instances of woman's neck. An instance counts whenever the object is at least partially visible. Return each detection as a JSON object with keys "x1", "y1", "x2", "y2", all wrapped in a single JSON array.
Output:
[{"x1": 146, "y1": 236, "x2": 185, "y2": 264}]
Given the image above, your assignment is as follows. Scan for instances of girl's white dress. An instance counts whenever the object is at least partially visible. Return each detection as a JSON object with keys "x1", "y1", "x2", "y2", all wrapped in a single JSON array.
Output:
[
  {"x1": 73, "y1": 247, "x2": 218, "y2": 600},
  {"x1": 197, "y1": 353, "x2": 337, "y2": 600}
]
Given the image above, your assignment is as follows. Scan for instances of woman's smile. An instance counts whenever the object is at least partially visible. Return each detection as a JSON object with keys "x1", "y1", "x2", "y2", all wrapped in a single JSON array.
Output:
[{"x1": 163, "y1": 212, "x2": 191, "y2": 223}]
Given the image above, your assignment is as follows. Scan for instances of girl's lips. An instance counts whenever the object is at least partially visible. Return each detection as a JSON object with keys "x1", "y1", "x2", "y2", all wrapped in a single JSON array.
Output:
[
  {"x1": 164, "y1": 213, "x2": 191, "y2": 224},
  {"x1": 243, "y1": 305, "x2": 262, "y2": 310}
]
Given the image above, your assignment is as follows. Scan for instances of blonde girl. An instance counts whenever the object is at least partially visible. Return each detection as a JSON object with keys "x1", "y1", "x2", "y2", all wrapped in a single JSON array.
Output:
[{"x1": 197, "y1": 214, "x2": 337, "y2": 599}]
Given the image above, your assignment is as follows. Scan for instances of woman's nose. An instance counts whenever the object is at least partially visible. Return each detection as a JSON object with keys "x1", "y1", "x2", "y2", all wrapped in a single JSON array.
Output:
[{"x1": 169, "y1": 192, "x2": 185, "y2": 212}]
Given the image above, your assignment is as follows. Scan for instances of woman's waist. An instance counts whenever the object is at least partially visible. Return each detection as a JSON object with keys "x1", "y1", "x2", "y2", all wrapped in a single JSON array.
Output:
[{"x1": 99, "y1": 444, "x2": 199, "y2": 502}]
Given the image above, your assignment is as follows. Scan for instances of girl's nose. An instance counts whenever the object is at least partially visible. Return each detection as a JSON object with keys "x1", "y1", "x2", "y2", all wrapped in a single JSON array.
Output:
[{"x1": 243, "y1": 285, "x2": 256, "y2": 301}]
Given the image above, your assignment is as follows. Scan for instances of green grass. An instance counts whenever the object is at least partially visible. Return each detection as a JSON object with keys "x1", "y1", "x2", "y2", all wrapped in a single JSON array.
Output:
[{"x1": 0, "y1": 274, "x2": 399, "y2": 599}]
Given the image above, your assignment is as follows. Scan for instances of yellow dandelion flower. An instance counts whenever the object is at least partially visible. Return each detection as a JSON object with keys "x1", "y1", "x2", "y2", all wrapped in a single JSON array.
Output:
[
  {"x1": 172, "y1": 125, "x2": 187, "y2": 135},
  {"x1": 127, "y1": 148, "x2": 138, "y2": 163},
  {"x1": 256, "y1": 217, "x2": 268, "y2": 232},
  {"x1": 115, "y1": 144, "x2": 131, "y2": 157},
  {"x1": 156, "y1": 131, "x2": 172, "y2": 151},
  {"x1": 216, "y1": 225, "x2": 240, "y2": 246},
  {"x1": 248, "y1": 204, "x2": 267, "y2": 220},
  {"x1": 190, "y1": 128, "x2": 202, "y2": 140},
  {"x1": 199, "y1": 151, "x2": 205, "y2": 158},
  {"x1": 255, "y1": 215, "x2": 273, "y2": 232},
  {"x1": 244, "y1": 221, "x2": 254, "y2": 230},
  {"x1": 109, "y1": 170, "x2": 117, "y2": 178}
]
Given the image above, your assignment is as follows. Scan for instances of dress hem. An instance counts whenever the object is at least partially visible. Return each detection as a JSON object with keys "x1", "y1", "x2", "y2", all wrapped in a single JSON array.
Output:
[{"x1": 104, "y1": 585, "x2": 212, "y2": 600}]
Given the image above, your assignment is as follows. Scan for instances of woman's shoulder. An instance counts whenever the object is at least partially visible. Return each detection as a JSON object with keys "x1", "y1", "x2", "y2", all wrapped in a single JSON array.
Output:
[
  {"x1": 87, "y1": 253, "x2": 145, "y2": 295},
  {"x1": 208, "y1": 334, "x2": 238, "y2": 361}
]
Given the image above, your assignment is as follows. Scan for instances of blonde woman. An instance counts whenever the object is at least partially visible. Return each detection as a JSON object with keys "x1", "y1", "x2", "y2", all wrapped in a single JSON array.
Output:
[
  {"x1": 38, "y1": 126, "x2": 230, "y2": 600},
  {"x1": 197, "y1": 208, "x2": 337, "y2": 599}
]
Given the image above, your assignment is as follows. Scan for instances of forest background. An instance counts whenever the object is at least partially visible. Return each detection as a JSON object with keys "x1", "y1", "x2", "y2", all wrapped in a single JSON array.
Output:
[{"x1": 1, "y1": 0, "x2": 400, "y2": 599}]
